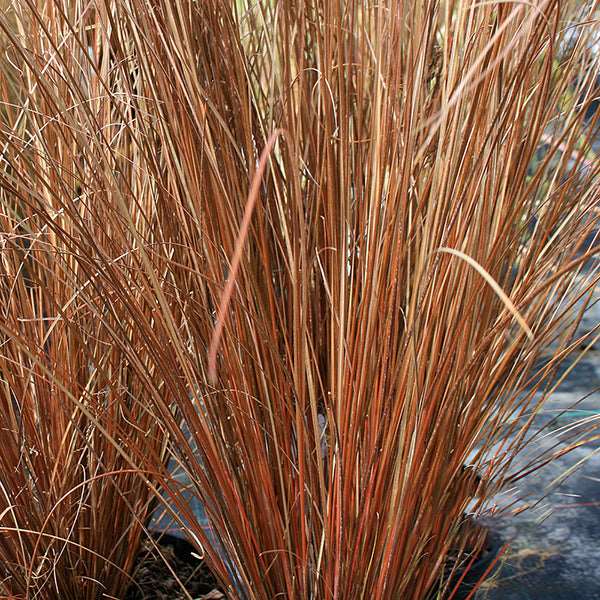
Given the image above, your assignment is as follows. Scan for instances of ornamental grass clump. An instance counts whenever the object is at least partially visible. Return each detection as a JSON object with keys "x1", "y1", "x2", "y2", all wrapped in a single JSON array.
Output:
[
  {"x1": 0, "y1": 3, "x2": 169, "y2": 598},
  {"x1": 0, "y1": 0, "x2": 599, "y2": 599}
]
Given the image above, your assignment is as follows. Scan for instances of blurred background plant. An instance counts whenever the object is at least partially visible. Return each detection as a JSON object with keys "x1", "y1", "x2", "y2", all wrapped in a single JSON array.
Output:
[{"x1": 0, "y1": 0, "x2": 598, "y2": 599}]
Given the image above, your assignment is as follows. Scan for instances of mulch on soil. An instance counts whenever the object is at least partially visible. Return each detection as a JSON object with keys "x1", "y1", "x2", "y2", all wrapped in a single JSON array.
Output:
[{"x1": 125, "y1": 533, "x2": 225, "y2": 600}]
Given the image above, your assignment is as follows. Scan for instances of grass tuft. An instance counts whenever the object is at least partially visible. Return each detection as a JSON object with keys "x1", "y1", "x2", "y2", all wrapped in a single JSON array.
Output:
[{"x1": 0, "y1": 0, "x2": 598, "y2": 598}]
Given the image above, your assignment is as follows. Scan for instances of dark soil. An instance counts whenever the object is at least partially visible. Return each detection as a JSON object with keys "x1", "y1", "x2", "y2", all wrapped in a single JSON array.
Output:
[
  {"x1": 125, "y1": 533, "x2": 225, "y2": 600},
  {"x1": 447, "y1": 528, "x2": 503, "y2": 600}
]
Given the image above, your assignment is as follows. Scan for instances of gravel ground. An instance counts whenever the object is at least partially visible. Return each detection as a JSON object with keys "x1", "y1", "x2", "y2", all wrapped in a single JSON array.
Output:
[{"x1": 476, "y1": 281, "x2": 600, "y2": 599}]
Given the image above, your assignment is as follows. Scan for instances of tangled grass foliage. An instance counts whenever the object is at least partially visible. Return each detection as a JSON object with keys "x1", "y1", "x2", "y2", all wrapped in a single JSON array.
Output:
[{"x1": 0, "y1": 0, "x2": 598, "y2": 598}]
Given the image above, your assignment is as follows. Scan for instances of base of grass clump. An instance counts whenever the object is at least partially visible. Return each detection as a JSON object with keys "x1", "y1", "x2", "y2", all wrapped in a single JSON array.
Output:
[
  {"x1": 124, "y1": 522, "x2": 502, "y2": 600},
  {"x1": 126, "y1": 533, "x2": 225, "y2": 600},
  {"x1": 443, "y1": 526, "x2": 504, "y2": 600}
]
